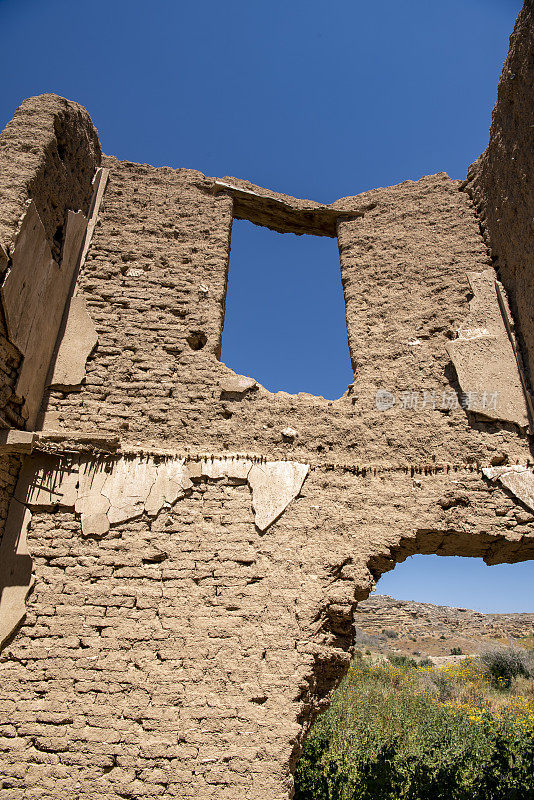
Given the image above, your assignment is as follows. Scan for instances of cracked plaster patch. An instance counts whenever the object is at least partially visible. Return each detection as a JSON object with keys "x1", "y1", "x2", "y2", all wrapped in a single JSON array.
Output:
[
  {"x1": 482, "y1": 465, "x2": 534, "y2": 511},
  {"x1": 0, "y1": 453, "x2": 309, "y2": 646},
  {"x1": 446, "y1": 270, "x2": 529, "y2": 428},
  {"x1": 249, "y1": 461, "x2": 310, "y2": 531},
  {"x1": 14, "y1": 454, "x2": 309, "y2": 535},
  {"x1": 50, "y1": 297, "x2": 98, "y2": 389}
]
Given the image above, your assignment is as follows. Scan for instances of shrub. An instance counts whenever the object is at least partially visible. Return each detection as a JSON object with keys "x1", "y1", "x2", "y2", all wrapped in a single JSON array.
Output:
[
  {"x1": 382, "y1": 629, "x2": 398, "y2": 639},
  {"x1": 387, "y1": 653, "x2": 418, "y2": 669},
  {"x1": 480, "y1": 646, "x2": 532, "y2": 689},
  {"x1": 451, "y1": 646, "x2": 463, "y2": 655},
  {"x1": 294, "y1": 656, "x2": 534, "y2": 800}
]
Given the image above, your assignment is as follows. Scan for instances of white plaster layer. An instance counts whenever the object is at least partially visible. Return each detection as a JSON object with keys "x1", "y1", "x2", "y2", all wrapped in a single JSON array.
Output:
[
  {"x1": 14, "y1": 454, "x2": 309, "y2": 534},
  {"x1": 15, "y1": 453, "x2": 80, "y2": 508},
  {"x1": 50, "y1": 296, "x2": 98, "y2": 388},
  {"x1": 78, "y1": 167, "x2": 109, "y2": 268},
  {"x1": 145, "y1": 459, "x2": 192, "y2": 515},
  {"x1": 446, "y1": 270, "x2": 529, "y2": 428},
  {"x1": 4, "y1": 453, "x2": 309, "y2": 638},
  {"x1": 249, "y1": 461, "x2": 310, "y2": 531},
  {"x1": 483, "y1": 465, "x2": 534, "y2": 511}
]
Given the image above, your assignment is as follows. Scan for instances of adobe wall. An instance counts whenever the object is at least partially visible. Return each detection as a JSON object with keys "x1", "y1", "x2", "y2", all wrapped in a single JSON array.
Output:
[
  {"x1": 0, "y1": 5, "x2": 533, "y2": 798},
  {"x1": 466, "y1": 0, "x2": 534, "y2": 384},
  {"x1": 39, "y1": 165, "x2": 530, "y2": 465},
  {"x1": 1, "y1": 459, "x2": 533, "y2": 800},
  {"x1": 0, "y1": 93, "x2": 101, "y2": 258},
  {"x1": 0, "y1": 95, "x2": 101, "y2": 597}
]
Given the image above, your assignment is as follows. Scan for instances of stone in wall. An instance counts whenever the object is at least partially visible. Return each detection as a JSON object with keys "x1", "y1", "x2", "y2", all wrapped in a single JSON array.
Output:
[
  {"x1": 483, "y1": 464, "x2": 534, "y2": 512},
  {"x1": 0, "y1": 499, "x2": 32, "y2": 648}
]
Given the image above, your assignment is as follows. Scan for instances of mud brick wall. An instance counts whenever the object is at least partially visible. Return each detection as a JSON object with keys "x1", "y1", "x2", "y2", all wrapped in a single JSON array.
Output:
[
  {"x1": 0, "y1": 94, "x2": 101, "y2": 261},
  {"x1": 339, "y1": 173, "x2": 490, "y2": 393},
  {"x1": 466, "y1": 0, "x2": 534, "y2": 384},
  {"x1": 43, "y1": 164, "x2": 529, "y2": 470},
  {"x1": 0, "y1": 337, "x2": 24, "y2": 428},
  {"x1": 42, "y1": 156, "x2": 233, "y2": 432},
  {"x1": 0, "y1": 454, "x2": 21, "y2": 536},
  {"x1": 0, "y1": 465, "x2": 533, "y2": 800},
  {"x1": 1, "y1": 4, "x2": 534, "y2": 798}
]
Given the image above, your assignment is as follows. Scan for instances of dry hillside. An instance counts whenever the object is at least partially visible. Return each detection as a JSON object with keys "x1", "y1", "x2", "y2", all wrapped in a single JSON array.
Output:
[{"x1": 354, "y1": 594, "x2": 534, "y2": 660}]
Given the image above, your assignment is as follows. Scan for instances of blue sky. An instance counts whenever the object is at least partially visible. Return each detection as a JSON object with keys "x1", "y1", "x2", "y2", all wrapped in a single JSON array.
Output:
[
  {"x1": 1, "y1": 0, "x2": 531, "y2": 612},
  {"x1": 377, "y1": 555, "x2": 534, "y2": 614}
]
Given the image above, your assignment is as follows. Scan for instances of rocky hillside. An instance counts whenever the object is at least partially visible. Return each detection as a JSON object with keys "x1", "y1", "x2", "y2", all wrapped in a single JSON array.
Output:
[{"x1": 353, "y1": 594, "x2": 534, "y2": 659}]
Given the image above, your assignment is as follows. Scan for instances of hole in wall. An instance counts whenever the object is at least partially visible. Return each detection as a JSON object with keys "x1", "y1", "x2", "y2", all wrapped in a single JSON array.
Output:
[
  {"x1": 56, "y1": 141, "x2": 67, "y2": 162},
  {"x1": 375, "y1": 554, "x2": 534, "y2": 614},
  {"x1": 220, "y1": 219, "x2": 353, "y2": 400},
  {"x1": 250, "y1": 695, "x2": 268, "y2": 705},
  {"x1": 52, "y1": 222, "x2": 65, "y2": 262},
  {"x1": 186, "y1": 331, "x2": 207, "y2": 351}
]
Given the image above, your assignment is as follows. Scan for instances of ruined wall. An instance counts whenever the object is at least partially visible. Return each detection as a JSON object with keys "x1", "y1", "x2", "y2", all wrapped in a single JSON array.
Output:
[
  {"x1": 1, "y1": 453, "x2": 533, "y2": 800},
  {"x1": 42, "y1": 166, "x2": 529, "y2": 467},
  {"x1": 0, "y1": 93, "x2": 101, "y2": 258},
  {"x1": 0, "y1": 5, "x2": 534, "y2": 797},
  {"x1": 0, "y1": 94, "x2": 101, "y2": 431},
  {"x1": 466, "y1": 0, "x2": 534, "y2": 384},
  {"x1": 2, "y1": 148, "x2": 532, "y2": 799}
]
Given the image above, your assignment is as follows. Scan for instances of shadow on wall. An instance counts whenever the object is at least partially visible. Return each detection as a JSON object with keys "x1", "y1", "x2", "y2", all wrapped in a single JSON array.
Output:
[{"x1": 220, "y1": 219, "x2": 353, "y2": 400}]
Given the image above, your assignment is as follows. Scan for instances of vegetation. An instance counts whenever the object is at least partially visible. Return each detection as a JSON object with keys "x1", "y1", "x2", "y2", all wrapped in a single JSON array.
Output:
[
  {"x1": 480, "y1": 646, "x2": 532, "y2": 689},
  {"x1": 295, "y1": 650, "x2": 534, "y2": 800}
]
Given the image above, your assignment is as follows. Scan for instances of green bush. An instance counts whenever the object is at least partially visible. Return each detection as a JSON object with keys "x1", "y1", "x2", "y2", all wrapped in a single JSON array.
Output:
[
  {"x1": 386, "y1": 653, "x2": 418, "y2": 669},
  {"x1": 294, "y1": 658, "x2": 534, "y2": 800},
  {"x1": 480, "y1": 647, "x2": 532, "y2": 689}
]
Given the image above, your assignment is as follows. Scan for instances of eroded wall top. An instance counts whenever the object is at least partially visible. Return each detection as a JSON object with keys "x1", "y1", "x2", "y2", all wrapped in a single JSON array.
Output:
[{"x1": 0, "y1": 93, "x2": 101, "y2": 259}]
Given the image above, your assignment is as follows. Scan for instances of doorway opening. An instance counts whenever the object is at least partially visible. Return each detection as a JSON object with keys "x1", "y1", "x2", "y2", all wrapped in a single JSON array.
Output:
[{"x1": 294, "y1": 555, "x2": 534, "y2": 800}]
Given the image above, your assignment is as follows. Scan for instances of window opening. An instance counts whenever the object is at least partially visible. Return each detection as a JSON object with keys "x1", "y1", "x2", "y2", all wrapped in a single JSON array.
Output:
[{"x1": 221, "y1": 219, "x2": 352, "y2": 400}]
